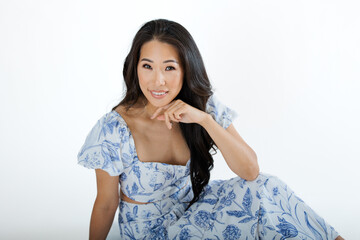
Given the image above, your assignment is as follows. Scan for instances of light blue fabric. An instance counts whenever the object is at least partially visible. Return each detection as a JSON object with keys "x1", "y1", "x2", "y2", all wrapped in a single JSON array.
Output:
[{"x1": 77, "y1": 95, "x2": 339, "y2": 239}]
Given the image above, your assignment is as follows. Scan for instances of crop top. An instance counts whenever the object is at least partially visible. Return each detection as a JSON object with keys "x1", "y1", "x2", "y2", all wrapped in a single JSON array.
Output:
[{"x1": 77, "y1": 94, "x2": 238, "y2": 203}]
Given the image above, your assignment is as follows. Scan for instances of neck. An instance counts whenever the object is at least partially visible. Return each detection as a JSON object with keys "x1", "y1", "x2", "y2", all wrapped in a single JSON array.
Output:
[
  {"x1": 140, "y1": 97, "x2": 158, "y2": 119},
  {"x1": 144, "y1": 103, "x2": 158, "y2": 118}
]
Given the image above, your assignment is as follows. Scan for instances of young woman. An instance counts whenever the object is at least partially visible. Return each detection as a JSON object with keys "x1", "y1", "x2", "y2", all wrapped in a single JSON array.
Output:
[{"x1": 78, "y1": 19, "x2": 343, "y2": 240}]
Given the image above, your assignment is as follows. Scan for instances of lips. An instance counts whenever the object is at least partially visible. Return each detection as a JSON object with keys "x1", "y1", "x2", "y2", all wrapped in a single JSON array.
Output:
[
  {"x1": 150, "y1": 90, "x2": 168, "y2": 92},
  {"x1": 150, "y1": 90, "x2": 169, "y2": 99}
]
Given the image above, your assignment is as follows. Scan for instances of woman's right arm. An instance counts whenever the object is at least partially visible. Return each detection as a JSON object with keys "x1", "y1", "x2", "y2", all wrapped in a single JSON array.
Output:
[{"x1": 89, "y1": 169, "x2": 120, "y2": 240}]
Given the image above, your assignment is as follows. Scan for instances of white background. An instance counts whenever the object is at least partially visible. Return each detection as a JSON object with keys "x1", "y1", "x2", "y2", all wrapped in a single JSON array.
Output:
[{"x1": 0, "y1": 0, "x2": 359, "y2": 239}]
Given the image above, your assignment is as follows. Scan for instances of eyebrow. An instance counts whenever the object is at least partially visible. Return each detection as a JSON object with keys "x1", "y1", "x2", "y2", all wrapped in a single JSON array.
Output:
[{"x1": 140, "y1": 58, "x2": 179, "y2": 64}]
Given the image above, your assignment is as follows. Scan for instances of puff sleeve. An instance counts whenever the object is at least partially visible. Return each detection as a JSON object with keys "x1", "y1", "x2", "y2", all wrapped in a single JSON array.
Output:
[
  {"x1": 77, "y1": 112, "x2": 124, "y2": 176},
  {"x1": 206, "y1": 94, "x2": 239, "y2": 129}
]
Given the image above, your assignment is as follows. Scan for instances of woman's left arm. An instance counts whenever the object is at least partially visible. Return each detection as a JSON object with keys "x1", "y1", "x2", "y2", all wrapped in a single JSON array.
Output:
[
  {"x1": 151, "y1": 99, "x2": 260, "y2": 181},
  {"x1": 199, "y1": 114, "x2": 260, "y2": 181}
]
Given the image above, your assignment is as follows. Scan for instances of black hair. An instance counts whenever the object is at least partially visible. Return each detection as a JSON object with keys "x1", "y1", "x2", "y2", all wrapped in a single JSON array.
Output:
[{"x1": 112, "y1": 19, "x2": 216, "y2": 211}]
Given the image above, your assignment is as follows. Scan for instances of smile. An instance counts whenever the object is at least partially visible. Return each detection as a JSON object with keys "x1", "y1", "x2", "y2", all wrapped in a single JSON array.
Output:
[{"x1": 150, "y1": 90, "x2": 169, "y2": 99}]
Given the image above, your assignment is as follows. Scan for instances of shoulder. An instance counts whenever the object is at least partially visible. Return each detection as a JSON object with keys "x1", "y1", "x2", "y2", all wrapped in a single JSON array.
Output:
[
  {"x1": 77, "y1": 110, "x2": 128, "y2": 176},
  {"x1": 113, "y1": 104, "x2": 145, "y2": 121},
  {"x1": 205, "y1": 94, "x2": 227, "y2": 115},
  {"x1": 205, "y1": 94, "x2": 239, "y2": 129}
]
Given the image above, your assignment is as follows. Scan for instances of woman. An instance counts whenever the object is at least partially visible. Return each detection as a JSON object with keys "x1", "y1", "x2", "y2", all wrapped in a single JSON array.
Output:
[{"x1": 78, "y1": 19, "x2": 343, "y2": 239}]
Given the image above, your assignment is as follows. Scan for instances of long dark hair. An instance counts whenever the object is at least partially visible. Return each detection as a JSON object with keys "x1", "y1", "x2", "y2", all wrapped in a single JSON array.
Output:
[{"x1": 112, "y1": 19, "x2": 216, "y2": 210}]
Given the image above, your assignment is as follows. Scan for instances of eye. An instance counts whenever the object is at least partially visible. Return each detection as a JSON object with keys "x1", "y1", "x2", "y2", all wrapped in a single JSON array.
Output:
[
  {"x1": 143, "y1": 64, "x2": 152, "y2": 69},
  {"x1": 165, "y1": 66, "x2": 175, "y2": 71}
]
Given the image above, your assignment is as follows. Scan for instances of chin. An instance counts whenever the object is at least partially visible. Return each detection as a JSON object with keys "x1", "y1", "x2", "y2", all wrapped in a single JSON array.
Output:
[{"x1": 148, "y1": 97, "x2": 174, "y2": 107}]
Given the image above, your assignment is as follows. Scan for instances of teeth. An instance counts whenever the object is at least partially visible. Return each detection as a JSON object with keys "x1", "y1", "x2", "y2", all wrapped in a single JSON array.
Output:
[{"x1": 152, "y1": 91, "x2": 167, "y2": 96}]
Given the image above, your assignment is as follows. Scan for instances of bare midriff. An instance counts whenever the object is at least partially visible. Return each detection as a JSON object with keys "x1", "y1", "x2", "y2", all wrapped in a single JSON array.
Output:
[{"x1": 120, "y1": 189, "x2": 150, "y2": 205}]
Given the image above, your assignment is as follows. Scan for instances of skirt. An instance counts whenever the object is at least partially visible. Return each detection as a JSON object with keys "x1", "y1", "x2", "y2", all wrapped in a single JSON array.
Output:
[{"x1": 117, "y1": 172, "x2": 340, "y2": 239}]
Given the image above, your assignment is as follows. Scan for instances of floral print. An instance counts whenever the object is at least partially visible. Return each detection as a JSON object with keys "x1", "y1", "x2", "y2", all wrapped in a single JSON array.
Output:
[{"x1": 77, "y1": 95, "x2": 339, "y2": 239}]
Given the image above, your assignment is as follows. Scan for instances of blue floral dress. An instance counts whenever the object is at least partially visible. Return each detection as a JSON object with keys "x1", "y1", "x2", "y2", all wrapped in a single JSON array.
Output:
[{"x1": 77, "y1": 95, "x2": 340, "y2": 239}]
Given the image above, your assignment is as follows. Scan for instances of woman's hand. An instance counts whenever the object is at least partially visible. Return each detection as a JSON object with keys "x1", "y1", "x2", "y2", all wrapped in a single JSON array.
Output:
[{"x1": 150, "y1": 99, "x2": 209, "y2": 129}]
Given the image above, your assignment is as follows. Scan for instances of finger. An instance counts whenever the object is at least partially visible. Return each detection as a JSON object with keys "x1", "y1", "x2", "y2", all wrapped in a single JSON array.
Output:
[
  {"x1": 150, "y1": 107, "x2": 164, "y2": 119},
  {"x1": 162, "y1": 102, "x2": 175, "y2": 110},
  {"x1": 156, "y1": 115, "x2": 165, "y2": 121},
  {"x1": 166, "y1": 108, "x2": 181, "y2": 121},
  {"x1": 173, "y1": 105, "x2": 186, "y2": 120},
  {"x1": 150, "y1": 101, "x2": 176, "y2": 119},
  {"x1": 164, "y1": 112, "x2": 172, "y2": 129},
  {"x1": 167, "y1": 111, "x2": 181, "y2": 122},
  {"x1": 166, "y1": 102, "x2": 184, "y2": 120},
  {"x1": 157, "y1": 114, "x2": 179, "y2": 122},
  {"x1": 166, "y1": 114, "x2": 173, "y2": 129}
]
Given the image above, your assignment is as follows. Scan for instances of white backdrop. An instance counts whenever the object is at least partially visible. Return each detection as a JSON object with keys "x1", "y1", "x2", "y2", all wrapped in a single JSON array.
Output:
[{"x1": 0, "y1": 0, "x2": 359, "y2": 239}]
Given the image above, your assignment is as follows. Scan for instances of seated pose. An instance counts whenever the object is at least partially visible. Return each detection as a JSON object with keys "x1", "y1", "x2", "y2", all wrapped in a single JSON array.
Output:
[{"x1": 78, "y1": 19, "x2": 343, "y2": 240}]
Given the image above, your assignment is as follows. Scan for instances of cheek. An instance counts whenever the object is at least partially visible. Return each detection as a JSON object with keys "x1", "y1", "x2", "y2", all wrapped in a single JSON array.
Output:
[
  {"x1": 175, "y1": 73, "x2": 184, "y2": 89},
  {"x1": 168, "y1": 72, "x2": 183, "y2": 86},
  {"x1": 137, "y1": 69, "x2": 149, "y2": 88}
]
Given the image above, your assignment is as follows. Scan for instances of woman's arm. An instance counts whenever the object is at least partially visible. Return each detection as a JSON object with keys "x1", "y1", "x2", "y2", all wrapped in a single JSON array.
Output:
[
  {"x1": 199, "y1": 114, "x2": 260, "y2": 181},
  {"x1": 150, "y1": 99, "x2": 259, "y2": 181},
  {"x1": 89, "y1": 169, "x2": 120, "y2": 240}
]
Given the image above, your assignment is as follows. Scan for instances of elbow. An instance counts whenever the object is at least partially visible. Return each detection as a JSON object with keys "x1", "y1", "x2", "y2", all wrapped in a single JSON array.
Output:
[
  {"x1": 243, "y1": 156, "x2": 260, "y2": 181},
  {"x1": 231, "y1": 150, "x2": 260, "y2": 181},
  {"x1": 243, "y1": 166, "x2": 259, "y2": 181},
  {"x1": 246, "y1": 168, "x2": 260, "y2": 181},
  {"x1": 235, "y1": 165, "x2": 259, "y2": 181}
]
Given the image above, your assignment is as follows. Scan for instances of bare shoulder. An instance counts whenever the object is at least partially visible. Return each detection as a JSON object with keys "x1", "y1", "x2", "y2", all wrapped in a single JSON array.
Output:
[
  {"x1": 113, "y1": 104, "x2": 129, "y2": 117},
  {"x1": 114, "y1": 103, "x2": 145, "y2": 120},
  {"x1": 114, "y1": 103, "x2": 151, "y2": 132}
]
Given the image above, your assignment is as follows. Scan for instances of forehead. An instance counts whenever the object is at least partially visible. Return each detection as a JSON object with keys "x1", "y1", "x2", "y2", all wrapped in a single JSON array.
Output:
[{"x1": 139, "y1": 40, "x2": 180, "y2": 61}]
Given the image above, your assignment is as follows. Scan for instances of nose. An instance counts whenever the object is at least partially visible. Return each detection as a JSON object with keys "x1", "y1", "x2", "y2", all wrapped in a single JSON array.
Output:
[{"x1": 155, "y1": 70, "x2": 165, "y2": 86}]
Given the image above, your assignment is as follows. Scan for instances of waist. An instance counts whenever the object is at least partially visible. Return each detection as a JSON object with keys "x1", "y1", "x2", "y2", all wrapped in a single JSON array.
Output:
[
  {"x1": 120, "y1": 189, "x2": 149, "y2": 205},
  {"x1": 120, "y1": 177, "x2": 190, "y2": 204},
  {"x1": 118, "y1": 183, "x2": 193, "y2": 224}
]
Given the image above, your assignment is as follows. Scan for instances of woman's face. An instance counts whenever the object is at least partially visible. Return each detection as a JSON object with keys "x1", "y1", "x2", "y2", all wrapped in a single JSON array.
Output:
[{"x1": 137, "y1": 40, "x2": 184, "y2": 109}]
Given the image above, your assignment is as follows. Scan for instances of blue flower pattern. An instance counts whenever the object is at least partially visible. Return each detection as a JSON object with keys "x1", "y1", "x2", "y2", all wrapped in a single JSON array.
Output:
[
  {"x1": 276, "y1": 216, "x2": 299, "y2": 239},
  {"x1": 222, "y1": 225, "x2": 241, "y2": 240},
  {"x1": 78, "y1": 95, "x2": 340, "y2": 239}
]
